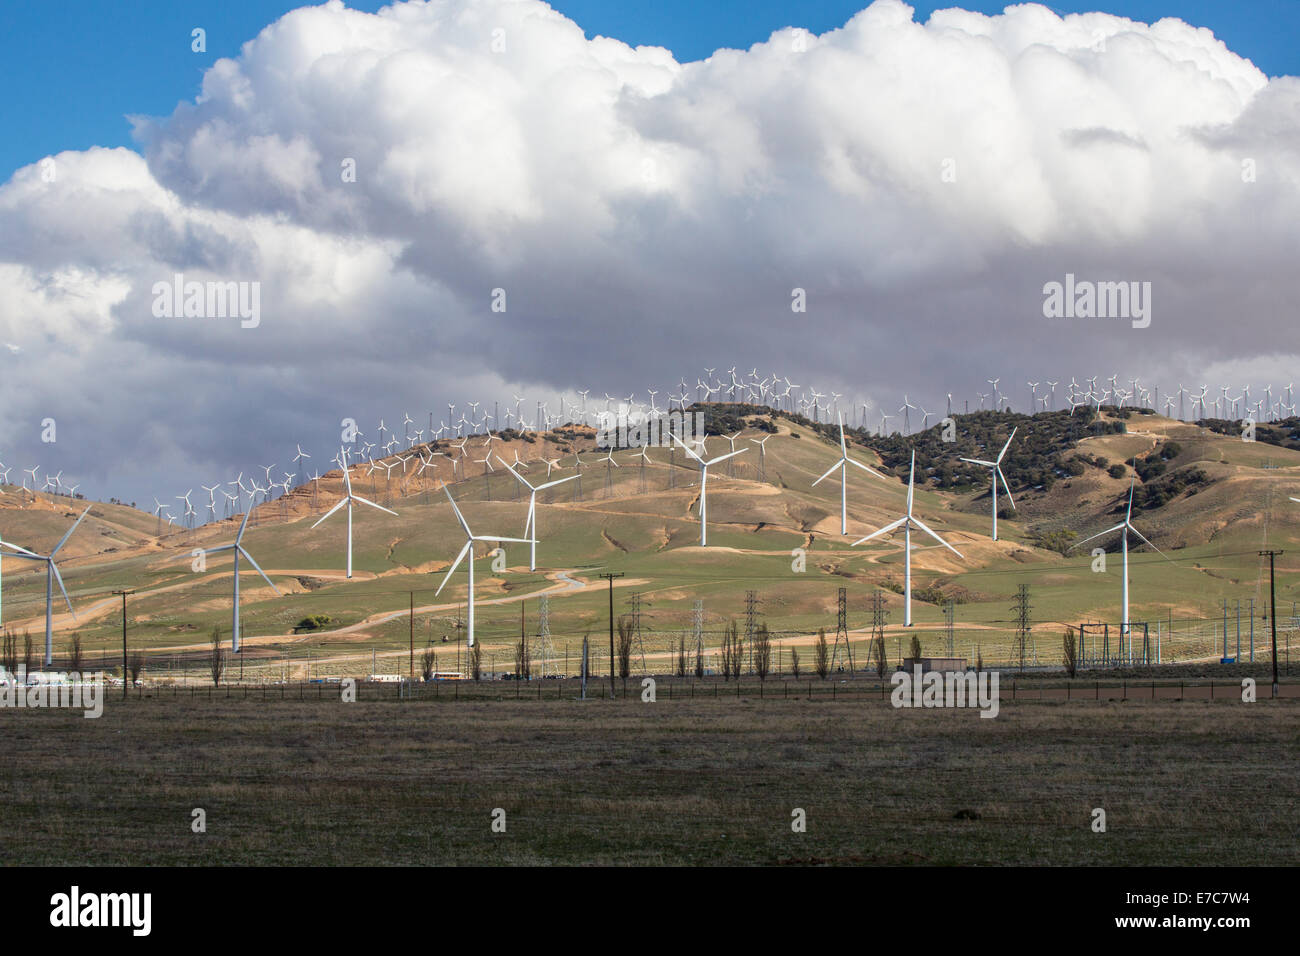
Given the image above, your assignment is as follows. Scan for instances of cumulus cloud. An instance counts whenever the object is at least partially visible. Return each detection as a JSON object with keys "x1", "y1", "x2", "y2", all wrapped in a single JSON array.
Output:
[{"x1": 1, "y1": 0, "x2": 1298, "y2": 503}]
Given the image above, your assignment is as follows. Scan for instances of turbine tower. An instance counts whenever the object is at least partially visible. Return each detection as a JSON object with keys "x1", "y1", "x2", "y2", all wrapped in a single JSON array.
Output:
[
  {"x1": 0, "y1": 505, "x2": 92, "y2": 666},
  {"x1": 669, "y1": 433, "x2": 746, "y2": 546},
  {"x1": 199, "y1": 508, "x2": 280, "y2": 653},
  {"x1": 1070, "y1": 479, "x2": 1166, "y2": 639},
  {"x1": 434, "y1": 482, "x2": 531, "y2": 647},
  {"x1": 959, "y1": 427, "x2": 1017, "y2": 541},
  {"x1": 498, "y1": 458, "x2": 574, "y2": 571},
  {"x1": 852, "y1": 451, "x2": 962, "y2": 626},
  {"x1": 812, "y1": 413, "x2": 885, "y2": 535},
  {"x1": 312, "y1": 446, "x2": 398, "y2": 578}
]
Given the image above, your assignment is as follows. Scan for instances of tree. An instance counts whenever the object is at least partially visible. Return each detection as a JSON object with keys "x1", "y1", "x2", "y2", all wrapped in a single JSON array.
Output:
[
  {"x1": 814, "y1": 628, "x2": 829, "y2": 679},
  {"x1": 790, "y1": 646, "x2": 801, "y2": 679},
  {"x1": 722, "y1": 621, "x2": 743, "y2": 681},
  {"x1": 909, "y1": 634, "x2": 923, "y2": 662},
  {"x1": 1063, "y1": 627, "x2": 1078, "y2": 679},
  {"x1": 752, "y1": 623, "x2": 772, "y2": 681},
  {"x1": 22, "y1": 631, "x2": 33, "y2": 676},
  {"x1": 514, "y1": 636, "x2": 531, "y2": 680},
  {"x1": 1, "y1": 630, "x2": 15, "y2": 677},
  {"x1": 129, "y1": 652, "x2": 145, "y2": 684},
  {"x1": 676, "y1": 635, "x2": 687, "y2": 677},
  {"x1": 421, "y1": 647, "x2": 436, "y2": 682},
  {"x1": 470, "y1": 642, "x2": 482, "y2": 681},
  {"x1": 872, "y1": 635, "x2": 889, "y2": 678},
  {"x1": 68, "y1": 633, "x2": 84, "y2": 674},
  {"x1": 209, "y1": 627, "x2": 225, "y2": 686},
  {"x1": 693, "y1": 636, "x2": 705, "y2": 679}
]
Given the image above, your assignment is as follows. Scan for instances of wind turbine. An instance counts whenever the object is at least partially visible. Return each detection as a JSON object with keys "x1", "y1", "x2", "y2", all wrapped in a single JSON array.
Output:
[
  {"x1": 1, "y1": 505, "x2": 91, "y2": 666},
  {"x1": 312, "y1": 447, "x2": 397, "y2": 578},
  {"x1": 959, "y1": 427, "x2": 1017, "y2": 541},
  {"x1": 200, "y1": 508, "x2": 280, "y2": 653},
  {"x1": 812, "y1": 413, "x2": 886, "y2": 535},
  {"x1": 498, "y1": 458, "x2": 575, "y2": 570},
  {"x1": 1070, "y1": 479, "x2": 1165, "y2": 640},
  {"x1": 669, "y1": 433, "x2": 745, "y2": 546},
  {"x1": 851, "y1": 452, "x2": 962, "y2": 626},
  {"x1": 434, "y1": 482, "x2": 532, "y2": 648}
]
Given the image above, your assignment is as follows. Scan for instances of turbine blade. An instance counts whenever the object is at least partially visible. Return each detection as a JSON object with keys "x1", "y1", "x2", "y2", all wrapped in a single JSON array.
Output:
[
  {"x1": 906, "y1": 451, "x2": 916, "y2": 515},
  {"x1": 1070, "y1": 523, "x2": 1126, "y2": 549},
  {"x1": 435, "y1": 540, "x2": 472, "y2": 595},
  {"x1": 51, "y1": 505, "x2": 92, "y2": 556},
  {"x1": 996, "y1": 466, "x2": 1016, "y2": 510},
  {"x1": 669, "y1": 432, "x2": 703, "y2": 463},
  {"x1": 996, "y1": 427, "x2": 1018, "y2": 464},
  {"x1": 1126, "y1": 522, "x2": 1168, "y2": 559},
  {"x1": 959, "y1": 457, "x2": 995, "y2": 467},
  {"x1": 704, "y1": 448, "x2": 746, "y2": 467},
  {"x1": 0, "y1": 538, "x2": 40, "y2": 558},
  {"x1": 498, "y1": 457, "x2": 534, "y2": 490},
  {"x1": 910, "y1": 516, "x2": 963, "y2": 558},
  {"x1": 440, "y1": 482, "x2": 472, "y2": 537},
  {"x1": 353, "y1": 494, "x2": 398, "y2": 516},
  {"x1": 851, "y1": 516, "x2": 908, "y2": 546},
  {"x1": 238, "y1": 546, "x2": 281, "y2": 595},
  {"x1": 811, "y1": 460, "x2": 843, "y2": 487},
  {"x1": 536, "y1": 474, "x2": 578, "y2": 491},
  {"x1": 236, "y1": 507, "x2": 252, "y2": 544},
  {"x1": 50, "y1": 561, "x2": 76, "y2": 618},
  {"x1": 310, "y1": 496, "x2": 348, "y2": 528},
  {"x1": 846, "y1": 458, "x2": 887, "y2": 479}
]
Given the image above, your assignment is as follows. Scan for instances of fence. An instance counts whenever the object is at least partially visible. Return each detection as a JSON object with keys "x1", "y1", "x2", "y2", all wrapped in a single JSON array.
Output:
[{"x1": 107, "y1": 674, "x2": 1299, "y2": 704}]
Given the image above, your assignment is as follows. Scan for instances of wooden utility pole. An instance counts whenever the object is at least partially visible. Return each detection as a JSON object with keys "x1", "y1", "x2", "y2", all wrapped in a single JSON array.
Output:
[
  {"x1": 409, "y1": 591, "x2": 415, "y2": 679},
  {"x1": 599, "y1": 572, "x2": 624, "y2": 697},
  {"x1": 112, "y1": 589, "x2": 134, "y2": 699},
  {"x1": 1260, "y1": 551, "x2": 1283, "y2": 699}
]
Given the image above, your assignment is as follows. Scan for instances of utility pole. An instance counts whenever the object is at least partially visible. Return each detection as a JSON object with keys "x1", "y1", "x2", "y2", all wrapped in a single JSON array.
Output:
[
  {"x1": 600, "y1": 572, "x2": 624, "y2": 697},
  {"x1": 112, "y1": 589, "x2": 134, "y2": 700},
  {"x1": 1260, "y1": 551, "x2": 1283, "y2": 699},
  {"x1": 409, "y1": 591, "x2": 415, "y2": 679}
]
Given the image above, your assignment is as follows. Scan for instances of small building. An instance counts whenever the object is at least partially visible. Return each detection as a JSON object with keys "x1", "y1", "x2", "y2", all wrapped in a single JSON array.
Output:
[{"x1": 900, "y1": 657, "x2": 967, "y2": 673}]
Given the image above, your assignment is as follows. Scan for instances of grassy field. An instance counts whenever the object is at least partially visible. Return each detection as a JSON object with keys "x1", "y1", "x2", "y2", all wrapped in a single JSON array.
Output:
[{"x1": 2, "y1": 688, "x2": 1296, "y2": 866}]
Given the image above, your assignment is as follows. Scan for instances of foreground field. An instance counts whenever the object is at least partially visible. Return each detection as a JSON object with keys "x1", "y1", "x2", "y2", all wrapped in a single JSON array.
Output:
[{"x1": 1, "y1": 690, "x2": 1295, "y2": 866}]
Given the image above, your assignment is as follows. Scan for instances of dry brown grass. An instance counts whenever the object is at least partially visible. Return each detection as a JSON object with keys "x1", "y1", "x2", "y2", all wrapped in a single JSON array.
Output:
[{"x1": 1, "y1": 691, "x2": 1295, "y2": 866}]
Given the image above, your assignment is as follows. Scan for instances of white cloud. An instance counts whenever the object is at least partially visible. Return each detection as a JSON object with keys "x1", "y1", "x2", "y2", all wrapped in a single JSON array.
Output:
[{"x1": 1, "y1": 0, "x2": 1297, "y2": 503}]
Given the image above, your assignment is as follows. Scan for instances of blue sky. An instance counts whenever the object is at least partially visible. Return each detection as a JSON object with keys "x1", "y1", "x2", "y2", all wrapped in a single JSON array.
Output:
[{"x1": 0, "y1": 1, "x2": 1295, "y2": 180}]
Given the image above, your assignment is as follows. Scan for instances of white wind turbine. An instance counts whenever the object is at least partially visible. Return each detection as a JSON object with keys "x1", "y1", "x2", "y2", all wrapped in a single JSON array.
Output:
[
  {"x1": 199, "y1": 508, "x2": 280, "y2": 653},
  {"x1": 1070, "y1": 479, "x2": 1165, "y2": 640},
  {"x1": 312, "y1": 446, "x2": 397, "y2": 578},
  {"x1": 959, "y1": 427, "x2": 1017, "y2": 541},
  {"x1": 812, "y1": 413, "x2": 885, "y2": 535},
  {"x1": 669, "y1": 433, "x2": 745, "y2": 546},
  {"x1": 498, "y1": 457, "x2": 576, "y2": 570},
  {"x1": 435, "y1": 482, "x2": 532, "y2": 648},
  {"x1": 1, "y1": 505, "x2": 91, "y2": 666},
  {"x1": 852, "y1": 451, "x2": 962, "y2": 626}
]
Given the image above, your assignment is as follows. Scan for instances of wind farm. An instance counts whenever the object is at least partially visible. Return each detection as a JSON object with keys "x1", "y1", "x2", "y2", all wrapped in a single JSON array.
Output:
[{"x1": 2, "y1": 0, "x2": 1298, "y2": 884}]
